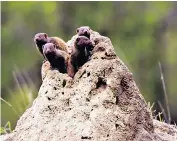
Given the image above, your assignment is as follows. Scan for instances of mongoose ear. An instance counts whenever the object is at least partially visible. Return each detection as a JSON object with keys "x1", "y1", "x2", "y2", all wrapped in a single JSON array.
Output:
[
  {"x1": 76, "y1": 28, "x2": 79, "y2": 33},
  {"x1": 44, "y1": 33, "x2": 48, "y2": 38}
]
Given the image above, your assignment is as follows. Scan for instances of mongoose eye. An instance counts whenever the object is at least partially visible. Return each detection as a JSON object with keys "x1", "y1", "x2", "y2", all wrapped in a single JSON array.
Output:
[{"x1": 76, "y1": 37, "x2": 80, "y2": 42}]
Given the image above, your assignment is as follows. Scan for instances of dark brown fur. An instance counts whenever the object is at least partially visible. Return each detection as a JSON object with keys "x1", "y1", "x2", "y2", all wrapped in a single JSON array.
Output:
[
  {"x1": 68, "y1": 36, "x2": 93, "y2": 78},
  {"x1": 34, "y1": 33, "x2": 68, "y2": 58},
  {"x1": 76, "y1": 26, "x2": 94, "y2": 58},
  {"x1": 43, "y1": 43, "x2": 69, "y2": 73}
]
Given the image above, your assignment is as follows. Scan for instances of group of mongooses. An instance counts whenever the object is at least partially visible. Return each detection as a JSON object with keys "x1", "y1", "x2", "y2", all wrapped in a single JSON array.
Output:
[{"x1": 34, "y1": 26, "x2": 94, "y2": 80}]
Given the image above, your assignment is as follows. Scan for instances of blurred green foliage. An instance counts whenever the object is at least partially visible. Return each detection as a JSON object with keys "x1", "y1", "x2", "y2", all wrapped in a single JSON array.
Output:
[
  {"x1": 0, "y1": 121, "x2": 12, "y2": 135},
  {"x1": 1, "y1": 1, "x2": 177, "y2": 129}
]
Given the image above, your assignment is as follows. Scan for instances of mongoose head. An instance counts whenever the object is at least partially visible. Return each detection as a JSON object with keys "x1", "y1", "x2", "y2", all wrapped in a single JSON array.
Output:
[
  {"x1": 43, "y1": 43, "x2": 56, "y2": 56},
  {"x1": 43, "y1": 43, "x2": 67, "y2": 72},
  {"x1": 34, "y1": 33, "x2": 48, "y2": 47},
  {"x1": 75, "y1": 36, "x2": 93, "y2": 50},
  {"x1": 76, "y1": 26, "x2": 91, "y2": 39}
]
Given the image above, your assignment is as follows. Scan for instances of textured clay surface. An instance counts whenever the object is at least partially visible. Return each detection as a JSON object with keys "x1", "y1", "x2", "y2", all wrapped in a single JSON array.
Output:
[{"x1": 1, "y1": 31, "x2": 177, "y2": 141}]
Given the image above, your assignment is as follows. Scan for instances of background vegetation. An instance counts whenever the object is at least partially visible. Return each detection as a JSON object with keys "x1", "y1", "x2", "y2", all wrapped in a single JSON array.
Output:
[{"x1": 1, "y1": 1, "x2": 177, "y2": 130}]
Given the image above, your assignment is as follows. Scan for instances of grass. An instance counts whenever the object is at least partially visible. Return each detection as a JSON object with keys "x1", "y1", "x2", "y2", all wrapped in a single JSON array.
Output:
[
  {"x1": 148, "y1": 62, "x2": 172, "y2": 124},
  {"x1": 158, "y1": 62, "x2": 171, "y2": 124},
  {"x1": 0, "y1": 97, "x2": 19, "y2": 118},
  {"x1": 0, "y1": 121, "x2": 12, "y2": 135},
  {"x1": 1, "y1": 65, "x2": 38, "y2": 132}
]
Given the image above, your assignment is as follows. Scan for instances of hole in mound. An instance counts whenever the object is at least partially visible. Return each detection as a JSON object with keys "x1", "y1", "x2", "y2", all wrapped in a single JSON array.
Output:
[
  {"x1": 81, "y1": 136, "x2": 91, "y2": 140},
  {"x1": 94, "y1": 39, "x2": 99, "y2": 45},
  {"x1": 45, "y1": 90, "x2": 48, "y2": 94},
  {"x1": 116, "y1": 96, "x2": 119, "y2": 105},
  {"x1": 86, "y1": 98, "x2": 90, "y2": 102},
  {"x1": 96, "y1": 77, "x2": 107, "y2": 89},
  {"x1": 115, "y1": 124, "x2": 119, "y2": 130},
  {"x1": 53, "y1": 87, "x2": 57, "y2": 90},
  {"x1": 87, "y1": 72, "x2": 90, "y2": 77},
  {"x1": 78, "y1": 70, "x2": 87, "y2": 79},
  {"x1": 62, "y1": 92, "x2": 64, "y2": 95},
  {"x1": 48, "y1": 105, "x2": 51, "y2": 110},
  {"x1": 47, "y1": 97, "x2": 51, "y2": 101},
  {"x1": 107, "y1": 134, "x2": 109, "y2": 137},
  {"x1": 62, "y1": 79, "x2": 66, "y2": 87},
  {"x1": 98, "y1": 46, "x2": 105, "y2": 52}
]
